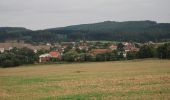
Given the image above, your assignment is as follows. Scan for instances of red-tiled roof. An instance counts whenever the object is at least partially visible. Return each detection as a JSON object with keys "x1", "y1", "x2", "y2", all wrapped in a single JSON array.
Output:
[
  {"x1": 49, "y1": 51, "x2": 60, "y2": 58},
  {"x1": 89, "y1": 49, "x2": 112, "y2": 55}
]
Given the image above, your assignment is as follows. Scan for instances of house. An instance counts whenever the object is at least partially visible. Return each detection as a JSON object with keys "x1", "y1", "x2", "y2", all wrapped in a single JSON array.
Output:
[
  {"x1": 130, "y1": 47, "x2": 140, "y2": 52},
  {"x1": 145, "y1": 41, "x2": 155, "y2": 45},
  {"x1": 117, "y1": 51, "x2": 127, "y2": 58},
  {"x1": 0, "y1": 46, "x2": 13, "y2": 52},
  {"x1": 123, "y1": 42, "x2": 139, "y2": 52},
  {"x1": 117, "y1": 42, "x2": 139, "y2": 58},
  {"x1": 39, "y1": 51, "x2": 61, "y2": 63},
  {"x1": 78, "y1": 46, "x2": 88, "y2": 51},
  {"x1": 39, "y1": 54, "x2": 51, "y2": 63},
  {"x1": 8, "y1": 47, "x2": 13, "y2": 50},
  {"x1": 0, "y1": 42, "x2": 51, "y2": 53},
  {"x1": 109, "y1": 45, "x2": 117, "y2": 50},
  {"x1": 123, "y1": 42, "x2": 129, "y2": 46},
  {"x1": 0, "y1": 48, "x2": 5, "y2": 53},
  {"x1": 89, "y1": 49, "x2": 112, "y2": 56},
  {"x1": 46, "y1": 43, "x2": 51, "y2": 46},
  {"x1": 33, "y1": 49, "x2": 38, "y2": 53},
  {"x1": 49, "y1": 51, "x2": 61, "y2": 59}
]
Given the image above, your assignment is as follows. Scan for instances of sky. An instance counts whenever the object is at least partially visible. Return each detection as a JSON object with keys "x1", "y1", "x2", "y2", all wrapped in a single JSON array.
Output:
[{"x1": 0, "y1": 0, "x2": 170, "y2": 30}]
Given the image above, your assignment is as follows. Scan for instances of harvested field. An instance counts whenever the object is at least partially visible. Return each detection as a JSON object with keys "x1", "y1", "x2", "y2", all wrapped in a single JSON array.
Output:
[{"x1": 0, "y1": 60, "x2": 170, "y2": 100}]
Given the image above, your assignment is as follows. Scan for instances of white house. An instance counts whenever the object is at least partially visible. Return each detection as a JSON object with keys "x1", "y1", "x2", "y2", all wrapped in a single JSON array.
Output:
[
  {"x1": 109, "y1": 45, "x2": 117, "y2": 50},
  {"x1": 0, "y1": 48, "x2": 5, "y2": 53},
  {"x1": 39, "y1": 54, "x2": 51, "y2": 63}
]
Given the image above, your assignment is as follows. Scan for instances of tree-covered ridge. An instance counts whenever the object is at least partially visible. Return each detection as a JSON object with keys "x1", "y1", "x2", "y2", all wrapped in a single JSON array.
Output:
[
  {"x1": 0, "y1": 20, "x2": 170, "y2": 42},
  {"x1": 55, "y1": 20, "x2": 158, "y2": 32},
  {"x1": 0, "y1": 27, "x2": 31, "y2": 33}
]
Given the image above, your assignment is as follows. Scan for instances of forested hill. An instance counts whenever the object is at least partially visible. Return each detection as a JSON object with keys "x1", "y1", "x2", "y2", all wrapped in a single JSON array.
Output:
[
  {"x1": 0, "y1": 21, "x2": 170, "y2": 43},
  {"x1": 49, "y1": 20, "x2": 158, "y2": 32},
  {"x1": 0, "y1": 27, "x2": 31, "y2": 33}
]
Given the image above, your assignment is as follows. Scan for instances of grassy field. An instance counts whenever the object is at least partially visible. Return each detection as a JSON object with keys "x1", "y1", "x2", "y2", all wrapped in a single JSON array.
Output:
[{"x1": 0, "y1": 60, "x2": 170, "y2": 100}]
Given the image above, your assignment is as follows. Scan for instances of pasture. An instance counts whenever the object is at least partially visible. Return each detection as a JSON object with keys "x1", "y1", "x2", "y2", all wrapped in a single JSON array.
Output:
[{"x1": 0, "y1": 60, "x2": 170, "y2": 100}]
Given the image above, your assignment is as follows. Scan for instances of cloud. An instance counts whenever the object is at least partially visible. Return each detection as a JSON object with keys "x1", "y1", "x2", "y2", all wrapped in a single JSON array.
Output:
[{"x1": 0, "y1": 0, "x2": 170, "y2": 29}]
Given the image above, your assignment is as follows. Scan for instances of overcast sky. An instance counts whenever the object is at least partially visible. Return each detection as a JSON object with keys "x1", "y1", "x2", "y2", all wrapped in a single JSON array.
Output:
[{"x1": 0, "y1": 0, "x2": 170, "y2": 30}]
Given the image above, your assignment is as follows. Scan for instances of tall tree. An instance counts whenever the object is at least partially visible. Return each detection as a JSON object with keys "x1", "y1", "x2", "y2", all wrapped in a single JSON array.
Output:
[{"x1": 137, "y1": 45, "x2": 156, "y2": 58}]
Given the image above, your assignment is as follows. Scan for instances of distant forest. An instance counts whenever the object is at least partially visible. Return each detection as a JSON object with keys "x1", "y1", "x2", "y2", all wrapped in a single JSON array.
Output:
[{"x1": 0, "y1": 20, "x2": 170, "y2": 43}]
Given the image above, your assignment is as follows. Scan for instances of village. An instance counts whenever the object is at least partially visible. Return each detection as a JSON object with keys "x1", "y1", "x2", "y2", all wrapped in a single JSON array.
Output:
[{"x1": 0, "y1": 40, "x2": 157, "y2": 63}]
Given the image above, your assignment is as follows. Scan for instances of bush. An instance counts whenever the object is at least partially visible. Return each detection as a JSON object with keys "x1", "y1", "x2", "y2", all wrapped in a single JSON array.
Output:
[
  {"x1": 137, "y1": 45, "x2": 156, "y2": 58},
  {"x1": 50, "y1": 58, "x2": 60, "y2": 62},
  {"x1": 63, "y1": 51, "x2": 78, "y2": 62},
  {"x1": 13, "y1": 58, "x2": 21, "y2": 66},
  {"x1": 127, "y1": 51, "x2": 137, "y2": 60},
  {"x1": 85, "y1": 54, "x2": 96, "y2": 61},
  {"x1": 0, "y1": 47, "x2": 37, "y2": 68},
  {"x1": 96, "y1": 53, "x2": 105, "y2": 61},
  {"x1": 1, "y1": 60, "x2": 15, "y2": 68},
  {"x1": 157, "y1": 43, "x2": 170, "y2": 59}
]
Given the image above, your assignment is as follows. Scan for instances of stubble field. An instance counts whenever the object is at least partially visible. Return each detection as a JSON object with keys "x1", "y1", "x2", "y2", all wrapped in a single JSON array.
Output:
[{"x1": 0, "y1": 60, "x2": 170, "y2": 100}]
